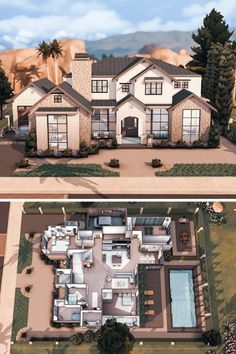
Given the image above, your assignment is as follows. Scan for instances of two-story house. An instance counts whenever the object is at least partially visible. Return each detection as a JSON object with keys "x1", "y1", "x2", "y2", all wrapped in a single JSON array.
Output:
[{"x1": 12, "y1": 53, "x2": 216, "y2": 152}]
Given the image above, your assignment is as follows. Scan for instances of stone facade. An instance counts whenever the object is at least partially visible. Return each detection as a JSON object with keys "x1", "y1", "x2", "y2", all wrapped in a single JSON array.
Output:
[
  {"x1": 72, "y1": 56, "x2": 92, "y2": 101},
  {"x1": 79, "y1": 108, "x2": 91, "y2": 146},
  {"x1": 170, "y1": 96, "x2": 211, "y2": 143}
]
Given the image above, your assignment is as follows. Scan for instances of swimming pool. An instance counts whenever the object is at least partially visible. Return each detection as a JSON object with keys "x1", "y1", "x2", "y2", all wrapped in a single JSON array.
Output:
[{"x1": 169, "y1": 269, "x2": 197, "y2": 328}]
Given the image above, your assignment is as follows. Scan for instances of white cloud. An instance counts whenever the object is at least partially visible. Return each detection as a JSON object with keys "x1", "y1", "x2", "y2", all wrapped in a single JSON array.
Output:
[{"x1": 183, "y1": 0, "x2": 236, "y2": 21}]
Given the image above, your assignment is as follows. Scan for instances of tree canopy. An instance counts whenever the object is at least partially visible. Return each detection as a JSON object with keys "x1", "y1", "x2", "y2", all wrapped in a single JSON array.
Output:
[
  {"x1": 188, "y1": 8, "x2": 233, "y2": 75},
  {"x1": 0, "y1": 62, "x2": 13, "y2": 118},
  {"x1": 97, "y1": 319, "x2": 135, "y2": 354}
]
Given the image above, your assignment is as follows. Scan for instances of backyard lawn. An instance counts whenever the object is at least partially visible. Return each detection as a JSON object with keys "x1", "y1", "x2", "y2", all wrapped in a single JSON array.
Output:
[
  {"x1": 156, "y1": 163, "x2": 236, "y2": 176},
  {"x1": 13, "y1": 163, "x2": 119, "y2": 177},
  {"x1": 17, "y1": 234, "x2": 33, "y2": 273},
  {"x1": 11, "y1": 288, "x2": 29, "y2": 341}
]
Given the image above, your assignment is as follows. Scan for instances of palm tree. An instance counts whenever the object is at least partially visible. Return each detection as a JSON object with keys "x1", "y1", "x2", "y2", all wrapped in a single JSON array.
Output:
[
  {"x1": 36, "y1": 40, "x2": 51, "y2": 80},
  {"x1": 48, "y1": 39, "x2": 64, "y2": 85}
]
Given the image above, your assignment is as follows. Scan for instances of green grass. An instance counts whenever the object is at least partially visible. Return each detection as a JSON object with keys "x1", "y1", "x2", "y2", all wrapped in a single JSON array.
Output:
[
  {"x1": 156, "y1": 164, "x2": 236, "y2": 176},
  {"x1": 17, "y1": 234, "x2": 33, "y2": 273},
  {"x1": 23, "y1": 202, "x2": 197, "y2": 215},
  {"x1": 11, "y1": 288, "x2": 29, "y2": 341},
  {"x1": 10, "y1": 341, "x2": 210, "y2": 354},
  {"x1": 13, "y1": 164, "x2": 120, "y2": 177},
  {"x1": 201, "y1": 202, "x2": 236, "y2": 330}
]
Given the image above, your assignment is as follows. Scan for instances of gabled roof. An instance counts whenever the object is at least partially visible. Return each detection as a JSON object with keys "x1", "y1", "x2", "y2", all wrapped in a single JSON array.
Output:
[
  {"x1": 92, "y1": 56, "x2": 201, "y2": 78},
  {"x1": 114, "y1": 94, "x2": 151, "y2": 111},
  {"x1": 13, "y1": 77, "x2": 55, "y2": 100},
  {"x1": 58, "y1": 82, "x2": 93, "y2": 113},
  {"x1": 130, "y1": 63, "x2": 176, "y2": 82},
  {"x1": 171, "y1": 89, "x2": 217, "y2": 111},
  {"x1": 33, "y1": 78, "x2": 55, "y2": 93}
]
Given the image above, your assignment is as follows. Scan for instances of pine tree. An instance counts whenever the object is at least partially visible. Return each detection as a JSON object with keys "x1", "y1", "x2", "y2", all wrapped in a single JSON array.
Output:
[
  {"x1": 0, "y1": 62, "x2": 13, "y2": 119},
  {"x1": 203, "y1": 43, "x2": 221, "y2": 101},
  {"x1": 188, "y1": 8, "x2": 233, "y2": 75},
  {"x1": 215, "y1": 43, "x2": 235, "y2": 134}
]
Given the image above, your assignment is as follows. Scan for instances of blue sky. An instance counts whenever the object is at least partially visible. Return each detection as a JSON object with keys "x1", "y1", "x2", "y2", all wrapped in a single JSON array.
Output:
[{"x1": 0, "y1": 0, "x2": 235, "y2": 49}]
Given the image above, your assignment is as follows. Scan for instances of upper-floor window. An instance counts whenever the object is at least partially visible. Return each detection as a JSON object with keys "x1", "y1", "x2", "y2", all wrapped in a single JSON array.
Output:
[
  {"x1": 146, "y1": 108, "x2": 169, "y2": 138},
  {"x1": 182, "y1": 109, "x2": 200, "y2": 143},
  {"x1": 92, "y1": 80, "x2": 108, "y2": 93},
  {"x1": 54, "y1": 94, "x2": 62, "y2": 103},
  {"x1": 122, "y1": 84, "x2": 130, "y2": 93},
  {"x1": 145, "y1": 82, "x2": 162, "y2": 95},
  {"x1": 174, "y1": 81, "x2": 189, "y2": 89}
]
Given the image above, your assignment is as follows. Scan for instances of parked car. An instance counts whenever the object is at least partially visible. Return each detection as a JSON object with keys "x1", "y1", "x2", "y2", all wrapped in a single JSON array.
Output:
[{"x1": 15, "y1": 125, "x2": 29, "y2": 140}]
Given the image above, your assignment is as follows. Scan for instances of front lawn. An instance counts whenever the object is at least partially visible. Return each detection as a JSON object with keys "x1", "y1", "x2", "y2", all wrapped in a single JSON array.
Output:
[
  {"x1": 13, "y1": 163, "x2": 119, "y2": 177},
  {"x1": 156, "y1": 163, "x2": 236, "y2": 176},
  {"x1": 11, "y1": 288, "x2": 29, "y2": 341},
  {"x1": 17, "y1": 234, "x2": 33, "y2": 273},
  {"x1": 10, "y1": 341, "x2": 209, "y2": 354}
]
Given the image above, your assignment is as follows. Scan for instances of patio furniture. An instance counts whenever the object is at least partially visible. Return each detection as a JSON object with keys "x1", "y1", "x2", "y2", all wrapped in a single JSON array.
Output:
[
  {"x1": 144, "y1": 299, "x2": 154, "y2": 305},
  {"x1": 179, "y1": 231, "x2": 190, "y2": 243},
  {"x1": 144, "y1": 290, "x2": 154, "y2": 296},
  {"x1": 145, "y1": 309, "x2": 155, "y2": 315}
]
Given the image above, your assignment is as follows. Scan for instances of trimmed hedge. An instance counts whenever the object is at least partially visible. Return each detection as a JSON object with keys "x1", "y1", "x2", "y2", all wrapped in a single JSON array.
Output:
[{"x1": 156, "y1": 164, "x2": 236, "y2": 176}]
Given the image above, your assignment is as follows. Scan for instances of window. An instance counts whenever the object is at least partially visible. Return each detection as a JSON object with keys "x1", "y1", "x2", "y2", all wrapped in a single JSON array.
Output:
[
  {"x1": 54, "y1": 94, "x2": 63, "y2": 103},
  {"x1": 145, "y1": 82, "x2": 162, "y2": 95},
  {"x1": 122, "y1": 84, "x2": 130, "y2": 93},
  {"x1": 146, "y1": 108, "x2": 169, "y2": 138},
  {"x1": 174, "y1": 81, "x2": 181, "y2": 88},
  {"x1": 92, "y1": 109, "x2": 116, "y2": 137},
  {"x1": 174, "y1": 81, "x2": 189, "y2": 89},
  {"x1": 91, "y1": 80, "x2": 108, "y2": 93},
  {"x1": 182, "y1": 109, "x2": 200, "y2": 143},
  {"x1": 48, "y1": 115, "x2": 67, "y2": 151},
  {"x1": 182, "y1": 81, "x2": 189, "y2": 89}
]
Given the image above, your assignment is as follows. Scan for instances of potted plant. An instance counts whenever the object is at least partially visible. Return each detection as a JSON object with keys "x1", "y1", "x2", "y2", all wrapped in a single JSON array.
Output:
[
  {"x1": 151, "y1": 158, "x2": 162, "y2": 168},
  {"x1": 16, "y1": 158, "x2": 30, "y2": 169},
  {"x1": 108, "y1": 158, "x2": 120, "y2": 168}
]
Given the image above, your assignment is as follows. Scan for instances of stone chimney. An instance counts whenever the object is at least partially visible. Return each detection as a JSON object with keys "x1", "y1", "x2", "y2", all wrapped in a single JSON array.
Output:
[{"x1": 71, "y1": 53, "x2": 92, "y2": 101}]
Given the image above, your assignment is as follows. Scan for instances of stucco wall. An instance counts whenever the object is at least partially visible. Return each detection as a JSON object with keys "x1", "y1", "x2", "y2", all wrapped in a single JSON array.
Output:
[
  {"x1": 36, "y1": 115, "x2": 48, "y2": 151},
  {"x1": 170, "y1": 96, "x2": 211, "y2": 142},
  {"x1": 67, "y1": 113, "x2": 80, "y2": 150},
  {"x1": 12, "y1": 85, "x2": 45, "y2": 127}
]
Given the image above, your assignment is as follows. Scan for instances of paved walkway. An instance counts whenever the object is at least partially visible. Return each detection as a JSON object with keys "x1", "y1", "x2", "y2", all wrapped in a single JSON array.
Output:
[
  {"x1": 30, "y1": 137, "x2": 236, "y2": 177},
  {"x1": 0, "y1": 202, "x2": 23, "y2": 354},
  {"x1": 0, "y1": 177, "x2": 236, "y2": 198}
]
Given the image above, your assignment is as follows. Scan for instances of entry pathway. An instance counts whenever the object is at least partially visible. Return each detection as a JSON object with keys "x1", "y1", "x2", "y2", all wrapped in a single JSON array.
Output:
[
  {"x1": 31, "y1": 137, "x2": 236, "y2": 177},
  {"x1": 0, "y1": 202, "x2": 23, "y2": 354}
]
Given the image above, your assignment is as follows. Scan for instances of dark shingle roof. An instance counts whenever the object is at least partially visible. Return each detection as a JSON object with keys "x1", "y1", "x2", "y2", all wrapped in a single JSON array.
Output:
[
  {"x1": 58, "y1": 81, "x2": 93, "y2": 113},
  {"x1": 172, "y1": 89, "x2": 193, "y2": 107},
  {"x1": 92, "y1": 56, "x2": 199, "y2": 77},
  {"x1": 91, "y1": 100, "x2": 116, "y2": 107},
  {"x1": 92, "y1": 57, "x2": 141, "y2": 76},
  {"x1": 150, "y1": 59, "x2": 198, "y2": 76},
  {"x1": 33, "y1": 78, "x2": 55, "y2": 93},
  {"x1": 36, "y1": 107, "x2": 78, "y2": 112}
]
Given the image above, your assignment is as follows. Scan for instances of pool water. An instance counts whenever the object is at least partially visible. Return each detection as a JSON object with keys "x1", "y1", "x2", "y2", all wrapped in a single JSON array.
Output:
[{"x1": 169, "y1": 269, "x2": 197, "y2": 328}]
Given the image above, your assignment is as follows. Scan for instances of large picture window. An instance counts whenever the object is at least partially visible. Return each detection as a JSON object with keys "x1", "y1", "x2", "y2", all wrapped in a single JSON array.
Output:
[
  {"x1": 92, "y1": 109, "x2": 116, "y2": 137},
  {"x1": 146, "y1": 109, "x2": 169, "y2": 138},
  {"x1": 182, "y1": 109, "x2": 200, "y2": 143},
  {"x1": 145, "y1": 82, "x2": 162, "y2": 95},
  {"x1": 48, "y1": 115, "x2": 67, "y2": 151},
  {"x1": 91, "y1": 80, "x2": 108, "y2": 93}
]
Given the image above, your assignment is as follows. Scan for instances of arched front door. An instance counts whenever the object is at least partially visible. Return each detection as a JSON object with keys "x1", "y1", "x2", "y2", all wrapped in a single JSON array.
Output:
[{"x1": 121, "y1": 116, "x2": 138, "y2": 137}]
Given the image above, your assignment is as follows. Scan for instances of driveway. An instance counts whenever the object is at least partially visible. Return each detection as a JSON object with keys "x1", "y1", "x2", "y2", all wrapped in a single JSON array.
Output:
[
  {"x1": 29, "y1": 137, "x2": 236, "y2": 177},
  {"x1": 0, "y1": 144, "x2": 24, "y2": 177}
]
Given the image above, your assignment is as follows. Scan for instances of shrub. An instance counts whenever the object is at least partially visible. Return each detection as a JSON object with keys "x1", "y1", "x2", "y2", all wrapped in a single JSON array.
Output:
[
  {"x1": 50, "y1": 320, "x2": 63, "y2": 328},
  {"x1": 111, "y1": 138, "x2": 118, "y2": 148},
  {"x1": 25, "y1": 129, "x2": 37, "y2": 152},
  {"x1": 62, "y1": 148, "x2": 73, "y2": 157},
  {"x1": 202, "y1": 329, "x2": 222, "y2": 346},
  {"x1": 208, "y1": 125, "x2": 220, "y2": 147},
  {"x1": 108, "y1": 158, "x2": 120, "y2": 168},
  {"x1": 44, "y1": 148, "x2": 55, "y2": 157},
  {"x1": 84, "y1": 330, "x2": 95, "y2": 343},
  {"x1": 163, "y1": 250, "x2": 172, "y2": 262},
  {"x1": 70, "y1": 332, "x2": 84, "y2": 345},
  {"x1": 94, "y1": 329, "x2": 102, "y2": 342},
  {"x1": 227, "y1": 123, "x2": 236, "y2": 144},
  {"x1": 16, "y1": 158, "x2": 30, "y2": 169},
  {"x1": 151, "y1": 158, "x2": 162, "y2": 168},
  {"x1": 79, "y1": 151, "x2": 89, "y2": 158}
]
